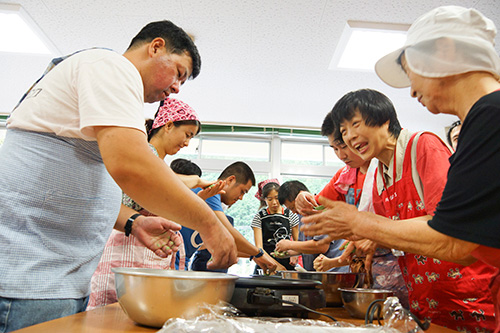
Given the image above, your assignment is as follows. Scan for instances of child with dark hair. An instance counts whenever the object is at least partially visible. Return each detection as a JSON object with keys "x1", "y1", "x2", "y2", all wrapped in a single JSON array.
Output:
[
  {"x1": 446, "y1": 120, "x2": 461, "y2": 151},
  {"x1": 277, "y1": 180, "x2": 316, "y2": 271},
  {"x1": 251, "y1": 181, "x2": 300, "y2": 271},
  {"x1": 170, "y1": 158, "x2": 202, "y2": 177},
  {"x1": 277, "y1": 179, "x2": 350, "y2": 274},
  {"x1": 168, "y1": 158, "x2": 208, "y2": 270},
  {"x1": 277, "y1": 180, "x2": 308, "y2": 214}
]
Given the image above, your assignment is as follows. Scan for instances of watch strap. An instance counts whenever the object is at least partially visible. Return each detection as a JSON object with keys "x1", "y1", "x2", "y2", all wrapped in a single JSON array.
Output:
[
  {"x1": 125, "y1": 213, "x2": 141, "y2": 237},
  {"x1": 250, "y1": 248, "x2": 264, "y2": 261}
]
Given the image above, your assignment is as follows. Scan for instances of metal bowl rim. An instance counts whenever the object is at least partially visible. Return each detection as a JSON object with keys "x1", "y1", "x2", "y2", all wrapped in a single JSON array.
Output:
[
  {"x1": 338, "y1": 287, "x2": 393, "y2": 293},
  {"x1": 112, "y1": 267, "x2": 239, "y2": 280},
  {"x1": 278, "y1": 270, "x2": 364, "y2": 276}
]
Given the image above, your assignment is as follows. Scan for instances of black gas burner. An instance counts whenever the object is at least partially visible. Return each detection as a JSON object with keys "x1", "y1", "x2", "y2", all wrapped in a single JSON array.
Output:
[{"x1": 230, "y1": 275, "x2": 326, "y2": 318}]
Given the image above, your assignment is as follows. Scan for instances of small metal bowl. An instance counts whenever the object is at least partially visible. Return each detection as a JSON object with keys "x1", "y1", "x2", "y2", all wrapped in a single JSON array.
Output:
[
  {"x1": 279, "y1": 271, "x2": 365, "y2": 306},
  {"x1": 339, "y1": 288, "x2": 394, "y2": 319},
  {"x1": 112, "y1": 267, "x2": 238, "y2": 327}
]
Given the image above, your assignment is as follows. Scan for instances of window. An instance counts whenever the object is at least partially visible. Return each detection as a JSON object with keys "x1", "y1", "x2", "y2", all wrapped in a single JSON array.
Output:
[
  {"x1": 175, "y1": 138, "x2": 199, "y2": 160},
  {"x1": 281, "y1": 175, "x2": 331, "y2": 196},
  {"x1": 201, "y1": 138, "x2": 270, "y2": 162},
  {"x1": 163, "y1": 125, "x2": 344, "y2": 276},
  {"x1": 281, "y1": 142, "x2": 323, "y2": 165}
]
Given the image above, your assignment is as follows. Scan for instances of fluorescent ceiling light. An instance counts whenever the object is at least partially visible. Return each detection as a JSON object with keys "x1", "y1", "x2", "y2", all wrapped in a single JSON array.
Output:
[
  {"x1": 329, "y1": 21, "x2": 409, "y2": 71},
  {"x1": 0, "y1": 4, "x2": 58, "y2": 55}
]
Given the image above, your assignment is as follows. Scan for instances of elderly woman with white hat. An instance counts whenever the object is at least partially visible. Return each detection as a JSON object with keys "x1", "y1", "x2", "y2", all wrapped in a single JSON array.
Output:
[{"x1": 302, "y1": 5, "x2": 500, "y2": 331}]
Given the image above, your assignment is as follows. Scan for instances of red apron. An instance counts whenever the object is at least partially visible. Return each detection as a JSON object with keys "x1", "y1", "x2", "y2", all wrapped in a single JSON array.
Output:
[
  {"x1": 472, "y1": 246, "x2": 500, "y2": 332},
  {"x1": 373, "y1": 133, "x2": 496, "y2": 331}
]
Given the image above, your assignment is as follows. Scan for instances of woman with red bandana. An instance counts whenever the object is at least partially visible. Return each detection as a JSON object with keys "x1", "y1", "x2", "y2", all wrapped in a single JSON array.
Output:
[{"x1": 88, "y1": 98, "x2": 205, "y2": 309}]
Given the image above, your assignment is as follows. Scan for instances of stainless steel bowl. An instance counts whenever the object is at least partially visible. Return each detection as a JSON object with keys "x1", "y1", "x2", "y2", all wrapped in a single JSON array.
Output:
[
  {"x1": 339, "y1": 288, "x2": 394, "y2": 319},
  {"x1": 112, "y1": 267, "x2": 238, "y2": 327},
  {"x1": 279, "y1": 271, "x2": 365, "y2": 306}
]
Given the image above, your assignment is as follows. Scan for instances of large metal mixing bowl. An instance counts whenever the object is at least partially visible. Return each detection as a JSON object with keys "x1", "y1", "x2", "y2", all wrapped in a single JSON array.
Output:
[
  {"x1": 279, "y1": 271, "x2": 365, "y2": 306},
  {"x1": 339, "y1": 288, "x2": 394, "y2": 319},
  {"x1": 112, "y1": 267, "x2": 238, "y2": 327}
]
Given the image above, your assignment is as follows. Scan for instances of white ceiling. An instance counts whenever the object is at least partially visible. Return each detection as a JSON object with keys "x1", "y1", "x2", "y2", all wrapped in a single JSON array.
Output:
[{"x1": 1, "y1": 0, "x2": 499, "y2": 137}]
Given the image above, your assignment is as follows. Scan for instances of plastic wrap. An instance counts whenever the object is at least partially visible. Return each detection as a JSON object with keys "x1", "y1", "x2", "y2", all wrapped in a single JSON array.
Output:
[
  {"x1": 157, "y1": 298, "x2": 426, "y2": 333},
  {"x1": 381, "y1": 297, "x2": 427, "y2": 333}
]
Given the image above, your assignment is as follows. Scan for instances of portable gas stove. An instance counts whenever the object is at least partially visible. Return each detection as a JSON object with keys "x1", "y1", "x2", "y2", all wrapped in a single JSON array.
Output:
[{"x1": 229, "y1": 275, "x2": 326, "y2": 318}]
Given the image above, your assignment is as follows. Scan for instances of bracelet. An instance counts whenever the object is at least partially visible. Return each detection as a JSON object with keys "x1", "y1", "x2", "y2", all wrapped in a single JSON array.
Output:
[
  {"x1": 125, "y1": 213, "x2": 141, "y2": 237},
  {"x1": 250, "y1": 248, "x2": 264, "y2": 261}
]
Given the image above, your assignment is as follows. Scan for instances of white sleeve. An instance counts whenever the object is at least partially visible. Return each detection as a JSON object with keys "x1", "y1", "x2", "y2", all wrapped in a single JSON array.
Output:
[{"x1": 77, "y1": 53, "x2": 145, "y2": 138}]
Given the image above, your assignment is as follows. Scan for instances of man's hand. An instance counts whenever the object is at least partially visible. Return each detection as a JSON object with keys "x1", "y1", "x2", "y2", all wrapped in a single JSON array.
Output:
[
  {"x1": 202, "y1": 224, "x2": 238, "y2": 270},
  {"x1": 295, "y1": 191, "x2": 319, "y2": 216},
  {"x1": 197, "y1": 180, "x2": 226, "y2": 201},
  {"x1": 254, "y1": 252, "x2": 283, "y2": 274},
  {"x1": 131, "y1": 215, "x2": 182, "y2": 258}
]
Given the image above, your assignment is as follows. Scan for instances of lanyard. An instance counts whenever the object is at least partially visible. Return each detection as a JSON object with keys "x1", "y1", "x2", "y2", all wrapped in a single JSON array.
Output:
[
  {"x1": 381, "y1": 146, "x2": 398, "y2": 218},
  {"x1": 353, "y1": 169, "x2": 362, "y2": 205}
]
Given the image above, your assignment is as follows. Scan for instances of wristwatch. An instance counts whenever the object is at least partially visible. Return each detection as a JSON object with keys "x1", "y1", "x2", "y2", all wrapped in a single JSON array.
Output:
[
  {"x1": 125, "y1": 213, "x2": 141, "y2": 237},
  {"x1": 249, "y1": 248, "x2": 264, "y2": 261}
]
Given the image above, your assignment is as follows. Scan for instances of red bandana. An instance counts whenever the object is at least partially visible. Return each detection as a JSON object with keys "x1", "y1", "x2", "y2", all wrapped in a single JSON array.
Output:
[{"x1": 152, "y1": 98, "x2": 199, "y2": 129}]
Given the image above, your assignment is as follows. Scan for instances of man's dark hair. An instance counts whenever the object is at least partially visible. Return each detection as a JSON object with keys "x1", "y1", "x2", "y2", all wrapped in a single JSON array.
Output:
[
  {"x1": 170, "y1": 158, "x2": 202, "y2": 177},
  {"x1": 219, "y1": 161, "x2": 255, "y2": 186},
  {"x1": 127, "y1": 20, "x2": 201, "y2": 79},
  {"x1": 446, "y1": 120, "x2": 461, "y2": 146},
  {"x1": 278, "y1": 180, "x2": 309, "y2": 205},
  {"x1": 321, "y1": 111, "x2": 335, "y2": 137},
  {"x1": 321, "y1": 110, "x2": 343, "y2": 142},
  {"x1": 331, "y1": 89, "x2": 401, "y2": 138}
]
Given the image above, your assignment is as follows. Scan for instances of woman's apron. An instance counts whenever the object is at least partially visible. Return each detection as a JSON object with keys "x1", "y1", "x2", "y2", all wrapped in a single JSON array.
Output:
[{"x1": 372, "y1": 133, "x2": 496, "y2": 331}]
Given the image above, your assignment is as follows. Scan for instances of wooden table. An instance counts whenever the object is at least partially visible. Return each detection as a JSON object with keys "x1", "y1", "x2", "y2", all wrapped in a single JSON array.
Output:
[{"x1": 13, "y1": 303, "x2": 457, "y2": 332}]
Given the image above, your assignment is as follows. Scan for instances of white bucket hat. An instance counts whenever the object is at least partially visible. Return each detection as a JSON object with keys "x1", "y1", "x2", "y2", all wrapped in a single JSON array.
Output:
[{"x1": 375, "y1": 6, "x2": 500, "y2": 88}]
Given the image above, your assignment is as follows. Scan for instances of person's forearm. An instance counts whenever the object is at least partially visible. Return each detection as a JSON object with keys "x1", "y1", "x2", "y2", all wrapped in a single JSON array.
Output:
[
  {"x1": 97, "y1": 127, "x2": 221, "y2": 236},
  {"x1": 353, "y1": 212, "x2": 478, "y2": 264},
  {"x1": 253, "y1": 228, "x2": 263, "y2": 249},
  {"x1": 286, "y1": 240, "x2": 329, "y2": 254},
  {"x1": 292, "y1": 226, "x2": 299, "y2": 242},
  {"x1": 215, "y1": 211, "x2": 259, "y2": 256}
]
